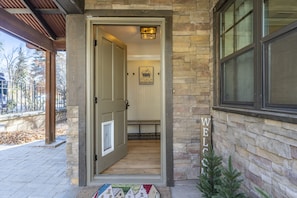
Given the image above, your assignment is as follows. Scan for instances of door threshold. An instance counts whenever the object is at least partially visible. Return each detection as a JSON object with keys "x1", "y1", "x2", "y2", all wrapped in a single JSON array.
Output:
[{"x1": 91, "y1": 174, "x2": 165, "y2": 186}]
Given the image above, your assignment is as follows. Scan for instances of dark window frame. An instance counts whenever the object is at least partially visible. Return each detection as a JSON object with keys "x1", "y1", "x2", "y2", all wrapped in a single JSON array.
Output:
[
  {"x1": 213, "y1": 0, "x2": 297, "y2": 123},
  {"x1": 263, "y1": 24, "x2": 297, "y2": 112}
]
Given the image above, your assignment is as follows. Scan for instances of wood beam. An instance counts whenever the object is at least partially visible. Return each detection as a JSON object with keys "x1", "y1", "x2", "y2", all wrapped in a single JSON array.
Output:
[
  {"x1": 53, "y1": 37, "x2": 66, "y2": 51},
  {"x1": 22, "y1": 0, "x2": 57, "y2": 40},
  {"x1": 54, "y1": 0, "x2": 84, "y2": 14},
  {"x1": 0, "y1": 8, "x2": 54, "y2": 51},
  {"x1": 45, "y1": 51, "x2": 57, "y2": 144}
]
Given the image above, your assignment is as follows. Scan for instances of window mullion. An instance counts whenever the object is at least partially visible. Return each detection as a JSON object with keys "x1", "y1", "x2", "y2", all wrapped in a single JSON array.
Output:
[{"x1": 254, "y1": 0, "x2": 263, "y2": 110}]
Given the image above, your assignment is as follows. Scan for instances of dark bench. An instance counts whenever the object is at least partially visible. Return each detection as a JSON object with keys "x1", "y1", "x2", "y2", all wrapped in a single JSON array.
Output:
[{"x1": 127, "y1": 120, "x2": 160, "y2": 136}]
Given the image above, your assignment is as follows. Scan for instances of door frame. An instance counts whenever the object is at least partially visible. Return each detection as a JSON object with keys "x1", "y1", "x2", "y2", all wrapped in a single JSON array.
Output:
[{"x1": 85, "y1": 13, "x2": 173, "y2": 186}]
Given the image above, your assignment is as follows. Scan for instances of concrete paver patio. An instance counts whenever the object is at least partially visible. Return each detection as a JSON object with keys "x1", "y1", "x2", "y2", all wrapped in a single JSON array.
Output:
[
  {"x1": 0, "y1": 137, "x2": 201, "y2": 198},
  {"x1": 0, "y1": 137, "x2": 80, "y2": 198}
]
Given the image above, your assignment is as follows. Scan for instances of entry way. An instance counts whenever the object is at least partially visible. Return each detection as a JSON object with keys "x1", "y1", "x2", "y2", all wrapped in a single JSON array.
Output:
[{"x1": 86, "y1": 17, "x2": 170, "y2": 185}]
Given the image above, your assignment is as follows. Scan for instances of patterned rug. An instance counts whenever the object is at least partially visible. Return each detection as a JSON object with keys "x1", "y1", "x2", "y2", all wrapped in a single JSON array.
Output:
[{"x1": 92, "y1": 184, "x2": 161, "y2": 198}]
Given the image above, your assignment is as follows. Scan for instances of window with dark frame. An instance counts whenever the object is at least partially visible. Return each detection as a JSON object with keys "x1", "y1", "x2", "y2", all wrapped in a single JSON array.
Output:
[
  {"x1": 219, "y1": 0, "x2": 254, "y2": 105},
  {"x1": 215, "y1": 0, "x2": 297, "y2": 114}
]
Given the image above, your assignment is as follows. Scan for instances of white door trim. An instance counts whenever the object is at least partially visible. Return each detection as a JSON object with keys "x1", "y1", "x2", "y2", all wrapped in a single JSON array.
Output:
[{"x1": 86, "y1": 17, "x2": 167, "y2": 186}]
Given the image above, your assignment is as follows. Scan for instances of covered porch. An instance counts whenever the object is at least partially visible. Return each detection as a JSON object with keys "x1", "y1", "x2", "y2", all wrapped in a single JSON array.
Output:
[{"x1": 0, "y1": 0, "x2": 83, "y2": 144}]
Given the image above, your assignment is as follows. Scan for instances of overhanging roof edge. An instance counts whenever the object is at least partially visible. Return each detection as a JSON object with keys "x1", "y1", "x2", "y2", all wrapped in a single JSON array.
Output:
[{"x1": 0, "y1": 8, "x2": 54, "y2": 51}]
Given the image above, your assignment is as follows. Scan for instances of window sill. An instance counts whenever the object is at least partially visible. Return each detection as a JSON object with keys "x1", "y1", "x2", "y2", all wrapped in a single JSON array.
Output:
[{"x1": 212, "y1": 106, "x2": 297, "y2": 124}]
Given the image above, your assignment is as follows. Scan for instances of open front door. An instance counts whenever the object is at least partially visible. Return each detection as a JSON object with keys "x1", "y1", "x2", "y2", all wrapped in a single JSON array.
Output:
[{"x1": 94, "y1": 26, "x2": 128, "y2": 174}]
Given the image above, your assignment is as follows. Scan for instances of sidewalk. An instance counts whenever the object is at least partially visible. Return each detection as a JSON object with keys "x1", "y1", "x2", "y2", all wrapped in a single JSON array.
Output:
[
  {"x1": 0, "y1": 137, "x2": 202, "y2": 198},
  {"x1": 171, "y1": 180, "x2": 202, "y2": 198}
]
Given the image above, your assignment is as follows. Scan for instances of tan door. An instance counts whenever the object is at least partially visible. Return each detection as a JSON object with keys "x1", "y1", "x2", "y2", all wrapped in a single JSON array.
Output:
[{"x1": 94, "y1": 26, "x2": 128, "y2": 174}]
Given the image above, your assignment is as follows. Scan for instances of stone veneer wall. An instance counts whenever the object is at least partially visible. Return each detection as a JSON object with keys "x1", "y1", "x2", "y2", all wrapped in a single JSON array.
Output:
[
  {"x1": 212, "y1": 110, "x2": 297, "y2": 197},
  {"x1": 66, "y1": 106, "x2": 79, "y2": 185},
  {"x1": 0, "y1": 110, "x2": 66, "y2": 132},
  {"x1": 171, "y1": 0, "x2": 212, "y2": 180}
]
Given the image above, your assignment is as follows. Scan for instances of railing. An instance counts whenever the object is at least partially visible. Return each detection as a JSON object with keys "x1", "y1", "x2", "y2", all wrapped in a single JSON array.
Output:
[{"x1": 0, "y1": 80, "x2": 66, "y2": 114}]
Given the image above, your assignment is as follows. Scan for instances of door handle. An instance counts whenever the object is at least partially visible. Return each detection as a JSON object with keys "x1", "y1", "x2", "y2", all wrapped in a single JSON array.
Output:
[{"x1": 125, "y1": 100, "x2": 130, "y2": 110}]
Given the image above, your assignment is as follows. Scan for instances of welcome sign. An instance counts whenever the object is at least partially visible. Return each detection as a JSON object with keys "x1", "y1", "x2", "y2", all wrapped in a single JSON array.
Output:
[{"x1": 200, "y1": 115, "x2": 212, "y2": 174}]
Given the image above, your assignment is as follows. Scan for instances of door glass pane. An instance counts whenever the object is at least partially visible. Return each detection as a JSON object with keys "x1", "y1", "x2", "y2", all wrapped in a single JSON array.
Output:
[
  {"x1": 223, "y1": 50, "x2": 254, "y2": 102},
  {"x1": 267, "y1": 30, "x2": 297, "y2": 105},
  {"x1": 263, "y1": 0, "x2": 297, "y2": 36}
]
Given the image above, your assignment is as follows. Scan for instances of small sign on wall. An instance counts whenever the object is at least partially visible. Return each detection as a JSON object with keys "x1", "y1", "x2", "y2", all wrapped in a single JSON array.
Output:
[
  {"x1": 200, "y1": 115, "x2": 212, "y2": 174},
  {"x1": 139, "y1": 66, "x2": 154, "y2": 85}
]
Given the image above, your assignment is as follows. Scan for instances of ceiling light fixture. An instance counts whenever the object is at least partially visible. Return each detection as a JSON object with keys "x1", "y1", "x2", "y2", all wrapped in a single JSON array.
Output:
[{"x1": 140, "y1": 26, "x2": 157, "y2": 40}]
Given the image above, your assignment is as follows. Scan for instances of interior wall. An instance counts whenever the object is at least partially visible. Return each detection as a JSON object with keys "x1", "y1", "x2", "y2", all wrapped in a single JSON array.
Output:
[
  {"x1": 127, "y1": 60, "x2": 161, "y2": 120},
  {"x1": 127, "y1": 60, "x2": 161, "y2": 133}
]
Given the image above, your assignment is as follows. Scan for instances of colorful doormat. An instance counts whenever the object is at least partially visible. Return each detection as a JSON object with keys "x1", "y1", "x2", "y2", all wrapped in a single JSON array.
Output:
[{"x1": 92, "y1": 184, "x2": 160, "y2": 198}]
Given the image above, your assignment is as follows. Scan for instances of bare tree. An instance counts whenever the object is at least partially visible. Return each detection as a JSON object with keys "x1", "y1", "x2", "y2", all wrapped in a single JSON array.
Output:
[
  {"x1": 29, "y1": 49, "x2": 45, "y2": 86},
  {"x1": 56, "y1": 51, "x2": 66, "y2": 100},
  {"x1": 2, "y1": 46, "x2": 29, "y2": 84}
]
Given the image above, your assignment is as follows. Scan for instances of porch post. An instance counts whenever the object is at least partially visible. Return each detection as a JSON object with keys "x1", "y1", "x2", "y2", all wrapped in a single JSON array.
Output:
[{"x1": 45, "y1": 50, "x2": 56, "y2": 144}]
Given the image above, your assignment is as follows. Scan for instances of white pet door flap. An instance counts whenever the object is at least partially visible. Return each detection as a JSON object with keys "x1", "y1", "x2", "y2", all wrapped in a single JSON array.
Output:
[{"x1": 102, "y1": 120, "x2": 114, "y2": 156}]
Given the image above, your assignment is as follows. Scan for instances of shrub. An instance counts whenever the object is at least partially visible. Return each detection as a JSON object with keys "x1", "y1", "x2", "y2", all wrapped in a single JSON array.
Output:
[
  {"x1": 198, "y1": 148, "x2": 222, "y2": 198},
  {"x1": 213, "y1": 156, "x2": 246, "y2": 198},
  {"x1": 199, "y1": 152, "x2": 247, "y2": 198},
  {"x1": 255, "y1": 187, "x2": 272, "y2": 198}
]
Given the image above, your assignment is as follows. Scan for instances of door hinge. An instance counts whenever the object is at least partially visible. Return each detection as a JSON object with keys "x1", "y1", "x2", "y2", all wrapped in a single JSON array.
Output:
[
  {"x1": 94, "y1": 97, "x2": 98, "y2": 104},
  {"x1": 95, "y1": 154, "x2": 98, "y2": 161},
  {"x1": 94, "y1": 40, "x2": 97, "y2": 46}
]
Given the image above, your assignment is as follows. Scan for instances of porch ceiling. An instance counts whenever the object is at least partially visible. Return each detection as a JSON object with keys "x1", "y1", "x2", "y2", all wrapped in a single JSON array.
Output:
[{"x1": 0, "y1": 0, "x2": 83, "y2": 50}]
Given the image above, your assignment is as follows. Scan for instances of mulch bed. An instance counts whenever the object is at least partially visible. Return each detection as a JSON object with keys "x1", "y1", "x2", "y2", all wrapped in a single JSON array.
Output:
[{"x1": 0, "y1": 123, "x2": 67, "y2": 145}]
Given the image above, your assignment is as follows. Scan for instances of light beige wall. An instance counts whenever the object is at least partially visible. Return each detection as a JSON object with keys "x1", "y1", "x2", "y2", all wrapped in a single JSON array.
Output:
[
  {"x1": 127, "y1": 60, "x2": 161, "y2": 120},
  {"x1": 127, "y1": 60, "x2": 161, "y2": 133}
]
